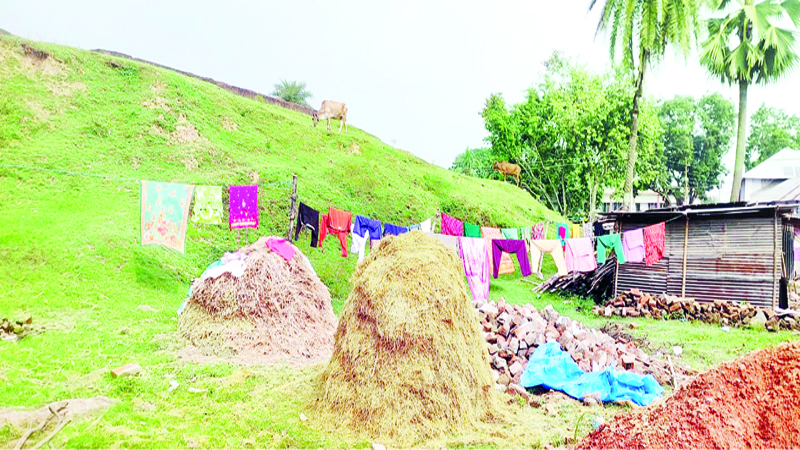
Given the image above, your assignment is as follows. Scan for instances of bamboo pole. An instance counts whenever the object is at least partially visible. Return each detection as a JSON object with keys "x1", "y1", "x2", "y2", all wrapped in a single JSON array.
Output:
[
  {"x1": 286, "y1": 174, "x2": 298, "y2": 240},
  {"x1": 773, "y1": 209, "x2": 779, "y2": 308},
  {"x1": 681, "y1": 214, "x2": 689, "y2": 298}
]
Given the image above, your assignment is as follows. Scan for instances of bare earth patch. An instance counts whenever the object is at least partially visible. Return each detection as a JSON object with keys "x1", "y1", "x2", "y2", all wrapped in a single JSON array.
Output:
[
  {"x1": 221, "y1": 115, "x2": 238, "y2": 131},
  {"x1": 0, "y1": 397, "x2": 117, "y2": 429},
  {"x1": 141, "y1": 96, "x2": 171, "y2": 112},
  {"x1": 170, "y1": 114, "x2": 203, "y2": 144}
]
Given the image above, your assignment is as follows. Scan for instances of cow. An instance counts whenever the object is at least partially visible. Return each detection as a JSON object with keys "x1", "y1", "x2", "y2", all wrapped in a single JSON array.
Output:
[
  {"x1": 312, "y1": 100, "x2": 348, "y2": 134},
  {"x1": 493, "y1": 161, "x2": 521, "y2": 186}
]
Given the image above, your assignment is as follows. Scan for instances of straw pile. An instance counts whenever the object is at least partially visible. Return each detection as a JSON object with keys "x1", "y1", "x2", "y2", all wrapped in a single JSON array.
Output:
[
  {"x1": 312, "y1": 232, "x2": 508, "y2": 446},
  {"x1": 178, "y1": 236, "x2": 337, "y2": 364}
]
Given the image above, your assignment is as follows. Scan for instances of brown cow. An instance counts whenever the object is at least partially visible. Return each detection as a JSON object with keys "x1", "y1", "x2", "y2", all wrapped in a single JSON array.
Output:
[
  {"x1": 312, "y1": 100, "x2": 348, "y2": 134},
  {"x1": 493, "y1": 161, "x2": 521, "y2": 186}
]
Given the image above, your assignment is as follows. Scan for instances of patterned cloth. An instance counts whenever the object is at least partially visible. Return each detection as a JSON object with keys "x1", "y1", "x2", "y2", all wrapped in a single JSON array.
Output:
[
  {"x1": 140, "y1": 180, "x2": 195, "y2": 254},
  {"x1": 532, "y1": 222, "x2": 546, "y2": 240},
  {"x1": 192, "y1": 185, "x2": 223, "y2": 224},
  {"x1": 557, "y1": 222, "x2": 570, "y2": 247},
  {"x1": 644, "y1": 222, "x2": 666, "y2": 266},
  {"x1": 441, "y1": 213, "x2": 464, "y2": 237},
  {"x1": 229, "y1": 185, "x2": 259, "y2": 230}
]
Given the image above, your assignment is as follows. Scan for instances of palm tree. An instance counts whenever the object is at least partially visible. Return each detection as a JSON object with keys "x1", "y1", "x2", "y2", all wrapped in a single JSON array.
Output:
[
  {"x1": 590, "y1": 0, "x2": 701, "y2": 210},
  {"x1": 700, "y1": 0, "x2": 800, "y2": 202},
  {"x1": 271, "y1": 79, "x2": 312, "y2": 107}
]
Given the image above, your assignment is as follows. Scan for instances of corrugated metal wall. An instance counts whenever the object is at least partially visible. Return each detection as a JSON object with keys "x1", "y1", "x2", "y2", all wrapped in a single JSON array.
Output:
[{"x1": 616, "y1": 216, "x2": 779, "y2": 308}]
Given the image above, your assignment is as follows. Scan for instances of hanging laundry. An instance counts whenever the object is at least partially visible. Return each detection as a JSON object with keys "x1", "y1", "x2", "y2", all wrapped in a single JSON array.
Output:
[
  {"x1": 582, "y1": 222, "x2": 593, "y2": 239},
  {"x1": 294, "y1": 202, "x2": 320, "y2": 247},
  {"x1": 491, "y1": 239, "x2": 532, "y2": 279},
  {"x1": 557, "y1": 222, "x2": 570, "y2": 247},
  {"x1": 520, "y1": 226, "x2": 532, "y2": 242},
  {"x1": 459, "y1": 237, "x2": 490, "y2": 303},
  {"x1": 464, "y1": 222, "x2": 482, "y2": 238},
  {"x1": 419, "y1": 217, "x2": 433, "y2": 233},
  {"x1": 409, "y1": 224, "x2": 420, "y2": 231},
  {"x1": 441, "y1": 213, "x2": 464, "y2": 237},
  {"x1": 229, "y1": 185, "x2": 259, "y2": 230},
  {"x1": 622, "y1": 228, "x2": 646, "y2": 264},
  {"x1": 326, "y1": 207, "x2": 352, "y2": 257},
  {"x1": 267, "y1": 237, "x2": 296, "y2": 262},
  {"x1": 596, "y1": 234, "x2": 626, "y2": 265},
  {"x1": 192, "y1": 185, "x2": 222, "y2": 225},
  {"x1": 140, "y1": 180, "x2": 195, "y2": 254},
  {"x1": 530, "y1": 240, "x2": 568, "y2": 276},
  {"x1": 565, "y1": 237, "x2": 597, "y2": 273},
  {"x1": 644, "y1": 222, "x2": 666, "y2": 266},
  {"x1": 350, "y1": 223, "x2": 369, "y2": 263},
  {"x1": 354, "y1": 215, "x2": 382, "y2": 241},
  {"x1": 501, "y1": 228, "x2": 520, "y2": 239},
  {"x1": 571, "y1": 224, "x2": 582, "y2": 239},
  {"x1": 318, "y1": 213, "x2": 329, "y2": 248},
  {"x1": 481, "y1": 227, "x2": 515, "y2": 275},
  {"x1": 384, "y1": 223, "x2": 409, "y2": 236},
  {"x1": 426, "y1": 232, "x2": 459, "y2": 252},
  {"x1": 532, "y1": 222, "x2": 546, "y2": 240}
]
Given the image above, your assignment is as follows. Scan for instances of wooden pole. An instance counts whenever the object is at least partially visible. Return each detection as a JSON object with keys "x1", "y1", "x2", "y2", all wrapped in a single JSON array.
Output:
[
  {"x1": 773, "y1": 208, "x2": 779, "y2": 308},
  {"x1": 287, "y1": 174, "x2": 298, "y2": 240},
  {"x1": 538, "y1": 222, "x2": 549, "y2": 273},
  {"x1": 681, "y1": 214, "x2": 689, "y2": 298},
  {"x1": 613, "y1": 221, "x2": 619, "y2": 297}
]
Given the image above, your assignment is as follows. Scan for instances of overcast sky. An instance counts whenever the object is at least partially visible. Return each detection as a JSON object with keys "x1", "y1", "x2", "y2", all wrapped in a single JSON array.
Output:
[{"x1": 3, "y1": 0, "x2": 799, "y2": 199}]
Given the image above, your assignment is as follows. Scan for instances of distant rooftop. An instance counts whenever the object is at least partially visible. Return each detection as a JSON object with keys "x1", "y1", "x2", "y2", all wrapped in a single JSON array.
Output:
[{"x1": 743, "y1": 148, "x2": 800, "y2": 180}]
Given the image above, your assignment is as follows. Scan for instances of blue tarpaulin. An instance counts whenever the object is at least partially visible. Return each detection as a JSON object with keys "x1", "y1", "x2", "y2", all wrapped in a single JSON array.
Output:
[{"x1": 519, "y1": 342, "x2": 664, "y2": 406}]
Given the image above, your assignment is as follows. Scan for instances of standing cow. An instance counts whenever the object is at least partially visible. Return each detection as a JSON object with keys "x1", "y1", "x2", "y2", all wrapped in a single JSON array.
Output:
[
  {"x1": 312, "y1": 100, "x2": 348, "y2": 134},
  {"x1": 493, "y1": 161, "x2": 521, "y2": 186}
]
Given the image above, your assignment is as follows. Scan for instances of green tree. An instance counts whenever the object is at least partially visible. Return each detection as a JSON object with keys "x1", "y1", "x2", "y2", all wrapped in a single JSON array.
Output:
[
  {"x1": 450, "y1": 147, "x2": 495, "y2": 178},
  {"x1": 590, "y1": 0, "x2": 701, "y2": 210},
  {"x1": 271, "y1": 79, "x2": 312, "y2": 107},
  {"x1": 657, "y1": 93, "x2": 735, "y2": 204},
  {"x1": 700, "y1": 0, "x2": 800, "y2": 201},
  {"x1": 746, "y1": 104, "x2": 800, "y2": 169}
]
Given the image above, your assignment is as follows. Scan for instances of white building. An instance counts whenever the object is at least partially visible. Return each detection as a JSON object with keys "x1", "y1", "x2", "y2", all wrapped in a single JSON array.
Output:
[
  {"x1": 601, "y1": 189, "x2": 668, "y2": 212},
  {"x1": 740, "y1": 148, "x2": 800, "y2": 202}
]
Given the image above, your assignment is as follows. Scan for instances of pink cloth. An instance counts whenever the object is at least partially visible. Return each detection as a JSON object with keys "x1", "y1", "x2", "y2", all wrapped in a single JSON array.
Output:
[
  {"x1": 565, "y1": 237, "x2": 597, "y2": 273},
  {"x1": 459, "y1": 237, "x2": 490, "y2": 303},
  {"x1": 229, "y1": 185, "x2": 259, "y2": 230},
  {"x1": 266, "y1": 238, "x2": 296, "y2": 262},
  {"x1": 532, "y1": 222, "x2": 546, "y2": 240},
  {"x1": 441, "y1": 213, "x2": 464, "y2": 236},
  {"x1": 622, "y1": 228, "x2": 645, "y2": 264}
]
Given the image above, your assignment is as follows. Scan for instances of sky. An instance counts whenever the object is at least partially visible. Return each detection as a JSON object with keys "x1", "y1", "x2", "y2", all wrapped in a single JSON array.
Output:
[{"x1": 3, "y1": 0, "x2": 800, "y2": 200}]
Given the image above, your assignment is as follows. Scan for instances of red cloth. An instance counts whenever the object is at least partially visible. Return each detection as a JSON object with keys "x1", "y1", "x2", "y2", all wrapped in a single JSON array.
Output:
[
  {"x1": 643, "y1": 222, "x2": 665, "y2": 266},
  {"x1": 326, "y1": 207, "x2": 352, "y2": 257},
  {"x1": 318, "y1": 214, "x2": 329, "y2": 248}
]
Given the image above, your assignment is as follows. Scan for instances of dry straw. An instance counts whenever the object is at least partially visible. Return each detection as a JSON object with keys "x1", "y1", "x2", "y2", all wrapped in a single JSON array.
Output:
[
  {"x1": 311, "y1": 232, "x2": 510, "y2": 446},
  {"x1": 179, "y1": 236, "x2": 337, "y2": 364}
]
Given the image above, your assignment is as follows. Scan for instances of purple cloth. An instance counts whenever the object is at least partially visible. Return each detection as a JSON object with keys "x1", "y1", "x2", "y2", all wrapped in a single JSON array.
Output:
[
  {"x1": 622, "y1": 228, "x2": 645, "y2": 264},
  {"x1": 267, "y1": 237, "x2": 296, "y2": 261},
  {"x1": 441, "y1": 213, "x2": 464, "y2": 237},
  {"x1": 459, "y1": 237, "x2": 490, "y2": 303},
  {"x1": 491, "y1": 239, "x2": 532, "y2": 279},
  {"x1": 354, "y1": 215, "x2": 382, "y2": 240},
  {"x1": 565, "y1": 238, "x2": 597, "y2": 273},
  {"x1": 229, "y1": 185, "x2": 259, "y2": 230}
]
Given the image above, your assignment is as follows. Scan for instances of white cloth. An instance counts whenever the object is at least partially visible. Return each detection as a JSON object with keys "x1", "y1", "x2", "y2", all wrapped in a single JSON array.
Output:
[
  {"x1": 419, "y1": 218, "x2": 433, "y2": 233},
  {"x1": 200, "y1": 258, "x2": 247, "y2": 280},
  {"x1": 350, "y1": 223, "x2": 369, "y2": 263}
]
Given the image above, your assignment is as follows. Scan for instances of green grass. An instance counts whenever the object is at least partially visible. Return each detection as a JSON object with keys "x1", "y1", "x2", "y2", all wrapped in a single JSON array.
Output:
[{"x1": 1, "y1": 35, "x2": 798, "y2": 448}]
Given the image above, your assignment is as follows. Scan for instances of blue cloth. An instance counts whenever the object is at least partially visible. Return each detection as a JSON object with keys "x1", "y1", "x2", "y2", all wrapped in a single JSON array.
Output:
[
  {"x1": 384, "y1": 223, "x2": 409, "y2": 236},
  {"x1": 409, "y1": 224, "x2": 420, "y2": 231},
  {"x1": 519, "y1": 342, "x2": 663, "y2": 406},
  {"x1": 353, "y1": 215, "x2": 382, "y2": 240}
]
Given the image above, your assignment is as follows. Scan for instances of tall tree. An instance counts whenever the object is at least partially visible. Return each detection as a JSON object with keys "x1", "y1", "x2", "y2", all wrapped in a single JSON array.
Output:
[
  {"x1": 271, "y1": 79, "x2": 312, "y2": 107},
  {"x1": 590, "y1": 0, "x2": 701, "y2": 210},
  {"x1": 700, "y1": 0, "x2": 800, "y2": 201},
  {"x1": 746, "y1": 104, "x2": 800, "y2": 169},
  {"x1": 450, "y1": 147, "x2": 495, "y2": 178}
]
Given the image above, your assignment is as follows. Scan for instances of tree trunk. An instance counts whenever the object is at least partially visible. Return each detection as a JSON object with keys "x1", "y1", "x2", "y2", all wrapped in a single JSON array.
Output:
[
  {"x1": 730, "y1": 80, "x2": 749, "y2": 202},
  {"x1": 622, "y1": 51, "x2": 649, "y2": 211}
]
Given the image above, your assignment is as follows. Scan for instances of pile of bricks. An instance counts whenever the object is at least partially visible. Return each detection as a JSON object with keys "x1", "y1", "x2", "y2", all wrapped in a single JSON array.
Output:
[
  {"x1": 595, "y1": 289, "x2": 800, "y2": 332},
  {"x1": 473, "y1": 298, "x2": 678, "y2": 399}
]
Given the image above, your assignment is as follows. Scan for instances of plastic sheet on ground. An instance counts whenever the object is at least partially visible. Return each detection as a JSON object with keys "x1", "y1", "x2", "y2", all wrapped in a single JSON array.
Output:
[{"x1": 519, "y1": 341, "x2": 664, "y2": 406}]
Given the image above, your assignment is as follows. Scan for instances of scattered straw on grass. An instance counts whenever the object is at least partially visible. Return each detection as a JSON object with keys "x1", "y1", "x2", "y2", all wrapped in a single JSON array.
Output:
[
  {"x1": 311, "y1": 232, "x2": 511, "y2": 447},
  {"x1": 178, "y1": 236, "x2": 337, "y2": 365}
]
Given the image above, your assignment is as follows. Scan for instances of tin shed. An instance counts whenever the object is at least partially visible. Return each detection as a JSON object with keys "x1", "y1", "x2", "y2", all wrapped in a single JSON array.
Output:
[{"x1": 602, "y1": 203, "x2": 800, "y2": 309}]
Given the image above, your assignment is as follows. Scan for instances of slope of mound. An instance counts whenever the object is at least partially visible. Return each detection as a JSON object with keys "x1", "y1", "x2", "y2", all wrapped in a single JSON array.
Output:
[
  {"x1": 578, "y1": 341, "x2": 800, "y2": 449},
  {"x1": 0, "y1": 34, "x2": 562, "y2": 307},
  {"x1": 312, "y1": 232, "x2": 509, "y2": 446}
]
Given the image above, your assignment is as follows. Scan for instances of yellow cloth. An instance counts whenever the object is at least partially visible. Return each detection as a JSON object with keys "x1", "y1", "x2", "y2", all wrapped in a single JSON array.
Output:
[
  {"x1": 571, "y1": 224, "x2": 582, "y2": 239},
  {"x1": 481, "y1": 227, "x2": 515, "y2": 275}
]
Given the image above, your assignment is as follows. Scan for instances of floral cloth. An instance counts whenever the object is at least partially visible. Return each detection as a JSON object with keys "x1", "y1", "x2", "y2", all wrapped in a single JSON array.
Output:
[
  {"x1": 229, "y1": 185, "x2": 259, "y2": 230},
  {"x1": 140, "y1": 180, "x2": 195, "y2": 254},
  {"x1": 644, "y1": 222, "x2": 666, "y2": 266},
  {"x1": 532, "y1": 222, "x2": 546, "y2": 240},
  {"x1": 192, "y1": 185, "x2": 223, "y2": 224}
]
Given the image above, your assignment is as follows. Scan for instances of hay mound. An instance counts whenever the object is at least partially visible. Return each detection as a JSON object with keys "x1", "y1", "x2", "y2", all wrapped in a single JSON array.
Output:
[
  {"x1": 178, "y1": 236, "x2": 337, "y2": 365},
  {"x1": 578, "y1": 341, "x2": 800, "y2": 449},
  {"x1": 312, "y1": 232, "x2": 508, "y2": 446}
]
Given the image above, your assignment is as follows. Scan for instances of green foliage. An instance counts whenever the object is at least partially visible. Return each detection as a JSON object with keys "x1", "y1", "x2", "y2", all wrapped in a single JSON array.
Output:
[
  {"x1": 450, "y1": 147, "x2": 495, "y2": 178},
  {"x1": 271, "y1": 79, "x2": 312, "y2": 107},
  {"x1": 746, "y1": 104, "x2": 800, "y2": 169},
  {"x1": 480, "y1": 53, "x2": 662, "y2": 219},
  {"x1": 656, "y1": 93, "x2": 734, "y2": 204}
]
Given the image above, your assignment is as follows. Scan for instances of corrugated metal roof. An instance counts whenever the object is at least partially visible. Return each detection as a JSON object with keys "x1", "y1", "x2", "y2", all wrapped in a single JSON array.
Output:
[
  {"x1": 750, "y1": 178, "x2": 800, "y2": 202},
  {"x1": 743, "y1": 148, "x2": 800, "y2": 180}
]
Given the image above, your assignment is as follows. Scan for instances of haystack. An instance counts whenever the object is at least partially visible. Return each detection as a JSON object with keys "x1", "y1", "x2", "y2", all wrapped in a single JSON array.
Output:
[
  {"x1": 312, "y1": 232, "x2": 508, "y2": 446},
  {"x1": 178, "y1": 236, "x2": 337, "y2": 364}
]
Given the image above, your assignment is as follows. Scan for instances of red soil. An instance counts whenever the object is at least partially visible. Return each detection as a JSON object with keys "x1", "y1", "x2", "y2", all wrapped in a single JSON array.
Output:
[{"x1": 578, "y1": 341, "x2": 800, "y2": 450}]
